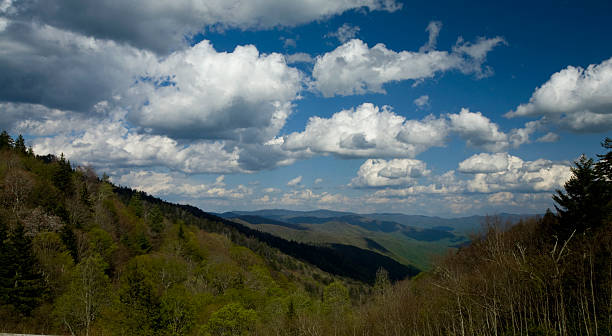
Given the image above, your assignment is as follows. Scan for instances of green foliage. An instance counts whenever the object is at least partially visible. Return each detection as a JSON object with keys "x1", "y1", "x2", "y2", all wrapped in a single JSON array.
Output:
[
  {"x1": 32, "y1": 232, "x2": 74, "y2": 296},
  {"x1": 87, "y1": 227, "x2": 117, "y2": 266},
  {"x1": 117, "y1": 257, "x2": 162, "y2": 335},
  {"x1": 53, "y1": 153, "x2": 73, "y2": 196},
  {"x1": 159, "y1": 285, "x2": 196, "y2": 336},
  {"x1": 0, "y1": 130, "x2": 13, "y2": 150},
  {"x1": 14, "y1": 134, "x2": 26, "y2": 154},
  {"x1": 0, "y1": 223, "x2": 47, "y2": 316},
  {"x1": 148, "y1": 205, "x2": 165, "y2": 233},
  {"x1": 54, "y1": 254, "x2": 111, "y2": 336},
  {"x1": 553, "y1": 148, "x2": 611, "y2": 238},
  {"x1": 128, "y1": 194, "x2": 144, "y2": 218},
  {"x1": 323, "y1": 281, "x2": 349, "y2": 316},
  {"x1": 202, "y1": 302, "x2": 257, "y2": 336}
]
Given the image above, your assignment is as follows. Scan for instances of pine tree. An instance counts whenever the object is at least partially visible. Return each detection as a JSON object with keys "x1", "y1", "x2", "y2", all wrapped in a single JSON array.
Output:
[
  {"x1": 14, "y1": 134, "x2": 26, "y2": 154},
  {"x1": 0, "y1": 130, "x2": 13, "y2": 150},
  {"x1": 553, "y1": 152, "x2": 610, "y2": 238},
  {"x1": 1, "y1": 223, "x2": 46, "y2": 315},
  {"x1": 53, "y1": 153, "x2": 73, "y2": 195}
]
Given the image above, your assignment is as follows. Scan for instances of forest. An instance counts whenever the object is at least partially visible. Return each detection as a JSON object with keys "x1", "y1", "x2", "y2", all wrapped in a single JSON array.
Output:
[{"x1": 0, "y1": 130, "x2": 610, "y2": 336}]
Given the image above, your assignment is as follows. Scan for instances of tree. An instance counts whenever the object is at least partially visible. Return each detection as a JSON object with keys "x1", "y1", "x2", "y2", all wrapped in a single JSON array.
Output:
[
  {"x1": 147, "y1": 205, "x2": 164, "y2": 234},
  {"x1": 55, "y1": 255, "x2": 111, "y2": 336},
  {"x1": 53, "y1": 153, "x2": 73, "y2": 196},
  {"x1": 0, "y1": 223, "x2": 46, "y2": 315},
  {"x1": 0, "y1": 130, "x2": 13, "y2": 150},
  {"x1": 595, "y1": 137, "x2": 612, "y2": 181},
  {"x1": 117, "y1": 257, "x2": 161, "y2": 335},
  {"x1": 202, "y1": 302, "x2": 257, "y2": 336},
  {"x1": 14, "y1": 134, "x2": 26, "y2": 155},
  {"x1": 128, "y1": 194, "x2": 143, "y2": 218},
  {"x1": 553, "y1": 154, "x2": 609, "y2": 237},
  {"x1": 159, "y1": 285, "x2": 196, "y2": 335},
  {"x1": 323, "y1": 280, "x2": 350, "y2": 329}
]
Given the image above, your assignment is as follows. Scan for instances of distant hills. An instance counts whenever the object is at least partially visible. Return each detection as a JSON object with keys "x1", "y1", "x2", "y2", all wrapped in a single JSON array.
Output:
[{"x1": 218, "y1": 210, "x2": 538, "y2": 270}]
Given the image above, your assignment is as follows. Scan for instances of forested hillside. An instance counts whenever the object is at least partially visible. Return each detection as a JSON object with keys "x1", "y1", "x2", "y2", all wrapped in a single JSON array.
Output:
[
  {"x1": 1, "y1": 131, "x2": 611, "y2": 336},
  {"x1": 0, "y1": 131, "x2": 391, "y2": 335}
]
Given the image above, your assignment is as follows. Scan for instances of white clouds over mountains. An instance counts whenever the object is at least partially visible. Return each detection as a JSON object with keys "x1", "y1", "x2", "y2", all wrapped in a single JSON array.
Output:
[
  {"x1": 282, "y1": 103, "x2": 537, "y2": 158},
  {"x1": 354, "y1": 153, "x2": 571, "y2": 198}
]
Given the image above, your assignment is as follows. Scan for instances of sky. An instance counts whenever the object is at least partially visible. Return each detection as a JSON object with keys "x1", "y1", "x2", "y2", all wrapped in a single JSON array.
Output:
[{"x1": 1, "y1": 0, "x2": 611, "y2": 217}]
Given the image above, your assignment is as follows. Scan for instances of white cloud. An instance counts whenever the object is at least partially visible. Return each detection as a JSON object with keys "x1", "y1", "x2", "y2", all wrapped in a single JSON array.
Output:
[
  {"x1": 287, "y1": 176, "x2": 303, "y2": 186},
  {"x1": 449, "y1": 108, "x2": 509, "y2": 151},
  {"x1": 286, "y1": 52, "x2": 314, "y2": 64},
  {"x1": 279, "y1": 189, "x2": 349, "y2": 206},
  {"x1": 413, "y1": 95, "x2": 430, "y2": 108},
  {"x1": 458, "y1": 153, "x2": 523, "y2": 174},
  {"x1": 449, "y1": 108, "x2": 535, "y2": 152},
  {"x1": 127, "y1": 40, "x2": 302, "y2": 142},
  {"x1": 507, "y1": 57, "x2": 612, "y2": 132},
  {"x1": 31, "y1": 110, "x2": 244, "y2": 174},
  {"x1": 537, "y1": 132, "x2": 560, "y2": 143},
  {"x1": 458, "y1": 153, "x2": 572, "y2": 193},
  {"x1": 314, "y1": 178, "x2": 324, "y2": 184},
  {"x1": 4, "y1": 0, "x2": 401, "y2": 53},
  {"x1": 311, "y1": 25, "x2": 505, "y2": 97},
  {"x1": 487, "y1": 192, "x2": 515, "y2": 205},
  {"x1": 0, "y1": 20, "x2": 154, "y2": 112},
  {"x1": 326, "y1": 23, "x2": 361, "y2": 43},
  {"x1": 419, "y1": 21, "x2": 442, "y2": 52},
  {"x1": 283, "y1": 103, "x2": 448, "y2": 158},
  {"x1": 113, "y1": 170, "x2": 252, "y2": 199},
  {"x1": 350, "y1": 158, "x2": 430, "y2": 188}
]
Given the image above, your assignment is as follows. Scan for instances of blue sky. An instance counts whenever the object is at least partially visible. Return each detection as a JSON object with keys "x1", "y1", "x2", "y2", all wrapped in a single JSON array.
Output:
[{"x1": 1, "y1": 0, "x2": 611, "y2": 216}]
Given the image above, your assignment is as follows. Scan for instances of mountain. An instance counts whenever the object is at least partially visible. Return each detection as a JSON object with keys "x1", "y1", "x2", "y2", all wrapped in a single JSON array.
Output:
[
  {"x1": 219, "y1": 210, "x2": 538, "y2": 270},
  {"x1": 0, "y1": 141, "x2": 417, "y2": 335}
]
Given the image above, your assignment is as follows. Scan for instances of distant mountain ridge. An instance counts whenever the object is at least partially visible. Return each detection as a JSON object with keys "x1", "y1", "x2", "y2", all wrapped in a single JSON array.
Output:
[{"x1": 217, "y1": 209, "x2": 540, "y2": 270}]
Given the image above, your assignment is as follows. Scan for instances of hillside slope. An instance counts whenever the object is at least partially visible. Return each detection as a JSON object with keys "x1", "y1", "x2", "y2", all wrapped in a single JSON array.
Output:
[{"x1": 0, "y1": 136, "x2": 414, "y2": 335}]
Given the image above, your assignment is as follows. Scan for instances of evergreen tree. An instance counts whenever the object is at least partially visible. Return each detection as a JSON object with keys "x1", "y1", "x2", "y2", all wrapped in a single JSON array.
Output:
[
  {"x1": 0, "y1": 130, "x2": 13, "y2": 150},
  {"x1": 553, "y1": 150, "x2": 611, "y2": 238},
  {"x1": 1, "y1": 223, "x2": 46, "y2": 315},
  {"x1": 53, "y1": 153, "x2": 73, "y2": 195},
  {"x1": 14, "y1": 134, "x2": 26, "y2": 154},
  {"x1": 118, "y1": 258, "x2": 161, "y2": 335},
  {"x1": 595, "y1": 137, "x2": 612, "y2": 181}
]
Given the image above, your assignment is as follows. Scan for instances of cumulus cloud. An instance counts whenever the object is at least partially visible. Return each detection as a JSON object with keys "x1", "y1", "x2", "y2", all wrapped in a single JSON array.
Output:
[
  {"x1": 287, "y1": 176, "x2": 303, "y2": 186},
  {"x1": 326, "y1": 23, "x2": 361, "y2": 43},
  {"x1": 458, "y1": 153, "x2": 524, "y2": 173},
  {"x1": 413, "y1": 95, "x2": 430, "y2": 108},
  {"x1": 4, "y1": 0, "x2": 400, "y2": 53},
  {"x1": 31, "y1": 109, "x2": 244, "y2": 174},
  {"x1": 312, "y1": 25, "x2": 505, "y2": 97},
  {"x1": 279, "y1": 189, "x2": 349, "y2": 206},
  {"x1": 449, "y1": 108, "x2": 535, "y2": 152},
  {"x1": 127, "y1": 40, "x2": 302, "y2": 142},
  {"x1": 281, "y1": 103, "x2": 539, "y2": 159},
  {"x1": 114, "y1": 171, "x2": 252, "y2": 199},
  {"x1": 282, "y1": 103, "x2": 449, "y2": 158},
  {"x1": 350, "y1": 159, "x2": 430, "y2": 188},
  {"x1": 507, "y1": 57, "x2": 612, "y2": 132},
  {"x1": 0, "y1": 20, "x2": 154, "y2": 112},
  {"x1": 458, "y1": 153, "x2": 572, "y2": 193}
]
